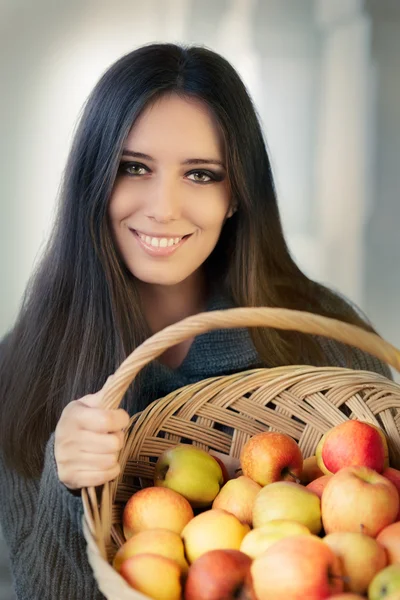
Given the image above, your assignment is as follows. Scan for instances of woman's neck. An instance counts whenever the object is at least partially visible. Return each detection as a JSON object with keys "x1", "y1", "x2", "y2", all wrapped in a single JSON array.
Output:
[{"x1": 138, "y1": 269, "x2": 208, "y2": 335}]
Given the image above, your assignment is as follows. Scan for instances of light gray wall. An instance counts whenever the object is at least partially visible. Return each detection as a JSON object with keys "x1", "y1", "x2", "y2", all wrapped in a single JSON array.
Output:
[{"x1": 365, "y1": 10, "x2": 400, "y2": 350}]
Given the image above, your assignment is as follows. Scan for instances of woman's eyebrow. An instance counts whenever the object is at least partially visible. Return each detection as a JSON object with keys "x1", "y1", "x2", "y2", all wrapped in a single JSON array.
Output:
[{"x1": 121, "y1": 149, "x2": 225, "y2": 168}]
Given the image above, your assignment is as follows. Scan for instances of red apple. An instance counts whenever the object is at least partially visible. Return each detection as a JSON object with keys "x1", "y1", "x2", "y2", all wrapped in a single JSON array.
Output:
[
  {"x1": 250, "y1": 534, "x2": 344, "y2": 598},
  {"x1": 210, "y1": 454, "x2": 230, "y2": 484},
  {"x1": 306, "y1": 475, "x2": 332, "y2": 499},
  {"x1": 240, "y1": 431, "x2": 303, "y2": 486},
  {"x1": 383, "y1": 468, "x2": 400, "y2": 521},
  {"x1": 322, "y1": 466, "x2": 399, "y2": 537},
  {"x1": 376, "y1": 521, "x2": 400, "y2": 565},
  {"x1": 184, "y1": 549, "x2": 252, "y2": 600},
  {"x1": 316, "y1": 420, "x2": 388, "y2": 475},
  {"x1": 123, "y1": 486, "x2": 193, "y2": 538}
]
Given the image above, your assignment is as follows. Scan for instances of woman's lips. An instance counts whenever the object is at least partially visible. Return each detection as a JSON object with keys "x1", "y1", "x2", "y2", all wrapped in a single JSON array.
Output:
[{"x1": 130, "y1": 229, "x2": 192, "y2": 257}]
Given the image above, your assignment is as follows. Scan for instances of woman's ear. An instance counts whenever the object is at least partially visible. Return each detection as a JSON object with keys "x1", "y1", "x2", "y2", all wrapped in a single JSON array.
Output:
[{"x1": 226, "y1": 203, "x2": 238, "y2": 218}]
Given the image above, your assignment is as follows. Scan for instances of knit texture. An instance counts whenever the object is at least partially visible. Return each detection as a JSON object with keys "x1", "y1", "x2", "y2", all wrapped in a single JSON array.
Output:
[{"x1": 0, "y1": 295, "x2": 392, "y2": 599}]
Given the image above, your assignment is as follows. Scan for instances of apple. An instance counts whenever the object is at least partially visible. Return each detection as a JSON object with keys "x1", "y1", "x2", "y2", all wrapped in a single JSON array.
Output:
[
  {"x1": 316, "y1": 420, "x2": 388, "y2": 475},
  {"x1": 330, "y1": 595, "x2": 366, "y2": 599},
  {"x1": 123, "y1": 486, "x2": 193, "y2": 538},
  {"x1": 212, "y1": 476, "x2": 261, "y2": 525},
  {"x1": 181, "y1": 508, "x2": 250, "y2": 564},
  {"x1": 154, "y1": 444, "x2": 224, "y2": 507},
  {"x1": 240, "y1": 431, "x2": 303, "y2": 486},
  {"x1": 376, "y1": 522, "x2": 400, "y2": 565},
  {"x1": 300, "y1": 455, "x2": 325, "y2": 484},
  {"x1": 120, "y1": 553, "x2": 182, "y2": 600},
  {"x1": 368, "y1": 565, "x2": 400, "y2": 600},
  {"x1": 306, "y1": 475, "x2": 332, "y2": 499},
  {"x1": 323, "y1": 531, "x2": 387, "y2": 594},
  {"x1": 112, "y1": 528, "x2": 189, "y2": 573},
  {"x1": 322, "y1": 466, "x2": 399, "y2": 537},
  {"x1": 383, "y1": 468, "x2": 400, "y2": 521},
  {"x1": 250, "y1": 534, "x2": 344, "y2": 598},
  {"x1": 252, "y1": 480, "x2": 322, "y2": 534},
  {"x1": 183, "y1": 549, "x2": 252, "y2": 600},
  {"x1": 209, "y1": 453, "x2": 231, "y2": 484},
  {"x1": 240, "y1": 519, "x2": 310, "y2": 558}
]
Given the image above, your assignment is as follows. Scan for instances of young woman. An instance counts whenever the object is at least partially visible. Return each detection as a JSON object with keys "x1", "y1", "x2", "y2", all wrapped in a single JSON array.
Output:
[{"x1": 0, "y1": 43, "x2": 391, "y2": 599}]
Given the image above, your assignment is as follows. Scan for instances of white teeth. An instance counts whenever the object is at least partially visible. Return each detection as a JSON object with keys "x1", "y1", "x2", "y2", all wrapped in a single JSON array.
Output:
[{"x1": 138, "y1": 233, "x2": 183, "y2": 247}]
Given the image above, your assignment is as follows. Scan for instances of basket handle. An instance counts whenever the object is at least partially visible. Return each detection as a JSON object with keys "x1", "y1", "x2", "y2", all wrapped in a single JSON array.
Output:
[
  {"x1": 99, "y1": 307, "x2": 400, "y2": 411},
  {"x1": 82, "y1": 306, "x2": 400, "y2": 560}
]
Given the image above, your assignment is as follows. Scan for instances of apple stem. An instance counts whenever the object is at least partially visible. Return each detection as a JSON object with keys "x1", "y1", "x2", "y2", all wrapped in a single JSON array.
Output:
[
  {"x1": 286, "y1": 470, "x2": 301, "y2": 484},
  {"x1": 329, "y1": 573, "x2": 351, "y2": 584},
  {"x1": 232, "y1": 583, "x2": 252, "y2": 600},
  {"x1": 234, "y1": 468, "x2": 243, "y2": 476}
]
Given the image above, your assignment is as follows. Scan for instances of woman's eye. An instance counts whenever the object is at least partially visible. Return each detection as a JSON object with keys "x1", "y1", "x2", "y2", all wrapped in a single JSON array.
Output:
[
  {"x1": 187, "y1": 171, "x2": 214, "y2": 184},
  {"x1": 119, "y1": 162, "x2": 149, "y2": 176}
]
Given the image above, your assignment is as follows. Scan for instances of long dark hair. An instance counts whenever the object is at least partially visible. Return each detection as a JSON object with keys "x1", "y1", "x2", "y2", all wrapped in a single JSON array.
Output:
[{"x1": 0, "y1": 43, "x2": 374, "y2": 477}]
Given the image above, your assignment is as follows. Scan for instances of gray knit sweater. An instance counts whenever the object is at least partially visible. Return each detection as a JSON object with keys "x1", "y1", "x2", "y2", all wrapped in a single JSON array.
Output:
[{"x1": 0, "y1": 296, "x2": 392, "y2": 600}]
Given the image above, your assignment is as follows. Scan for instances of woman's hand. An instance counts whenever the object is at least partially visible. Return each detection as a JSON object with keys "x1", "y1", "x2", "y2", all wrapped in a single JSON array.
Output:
[{"x1": 54, "y1": 387, "x2": 130, "y2": 490}]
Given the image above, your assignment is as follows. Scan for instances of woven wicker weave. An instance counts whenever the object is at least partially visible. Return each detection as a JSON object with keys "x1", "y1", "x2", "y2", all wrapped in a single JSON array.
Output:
[{"x1": 82, "y1": 307, "x2": 400, "y2": 600}]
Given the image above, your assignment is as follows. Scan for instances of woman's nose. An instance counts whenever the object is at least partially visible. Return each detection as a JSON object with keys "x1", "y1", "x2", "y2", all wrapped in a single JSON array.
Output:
[{"x1": 145, "y1": 175, "x2": 182, "y2": 223}]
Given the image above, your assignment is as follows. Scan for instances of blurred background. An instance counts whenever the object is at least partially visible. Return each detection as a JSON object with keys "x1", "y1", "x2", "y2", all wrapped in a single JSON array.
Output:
[{"x1": 0, "y1": 0, "x2": 399, "y2": 596}]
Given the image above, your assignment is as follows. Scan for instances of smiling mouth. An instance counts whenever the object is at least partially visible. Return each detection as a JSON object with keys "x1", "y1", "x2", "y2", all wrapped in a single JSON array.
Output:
[{"x1": 130, "y1": 229, "x2": 193, "y2": 256}]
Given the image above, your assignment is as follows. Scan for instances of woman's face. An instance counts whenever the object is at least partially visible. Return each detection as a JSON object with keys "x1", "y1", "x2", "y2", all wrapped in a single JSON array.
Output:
[{"x1": 108, "y1": 93, "x2": 233, "y2": 287}]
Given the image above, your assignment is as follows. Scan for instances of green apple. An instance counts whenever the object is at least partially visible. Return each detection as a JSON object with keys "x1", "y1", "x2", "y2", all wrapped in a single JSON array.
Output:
[
  {"x1": 368, "y1": 565, "x2": 400, "y2": 600},
  {"x1": 252, "y1": 481, "x2": 322, "y2": 534},
  {"x1": 154, "y1": 444, "x2": 224, "y2": 508}
]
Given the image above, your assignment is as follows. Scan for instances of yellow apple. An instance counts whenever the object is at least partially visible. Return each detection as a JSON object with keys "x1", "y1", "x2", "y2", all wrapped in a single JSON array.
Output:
[
  {"x1": 368, "y1": 565, "x2": 400, "y2": 600},
  {"x1": 240, "y1": 431, "x2": 303, "y2": 486},
  {"x1": 240, "y1": 519, "x2": 311, "y2": 558},
  {"x1": 322, "y1": 466, "x2": 399, "y2": 537},
  {"x1": 251, "y1": 534, "x2": 344, "y2": 598},
  {"x1": 181, "y1": 508, "x2": 250, "y2": 564},
  {"x1": 323, "y1": 531, "x2": 387, "y2": 594},
  {"x1": 300, "y1": 455, "x2": 325, "y2": 484},
  {"x1": 316, "y1": 420, "x2": 388, "y2": 475},
  {"x1": 183, "y1": 549, "x2": 252, "y2": 600},
  {"x1": 123, "y1": 486, "x2": 193, "y2": 538},
  {"x1": 120, "y1": 553, "x2": 182, "y2": 600},
  {"x1": 383, "y1": 468, "x2": 400, "y2": 521},
  {"x1": 376, "y1": 522, "x2": 400, "y2": 565},
  {"x1": 212, "y1": 476, "x2": 261, "y2": 525},
  {"x1": 112, "y1": 528, "x2": 189, "y2": 573},
  {"x1": 252, "y1": 480, "x2": 322, "y2": 534},
  {"x1": 154, "y1": 444, "x2": 224, "y2": 508}
]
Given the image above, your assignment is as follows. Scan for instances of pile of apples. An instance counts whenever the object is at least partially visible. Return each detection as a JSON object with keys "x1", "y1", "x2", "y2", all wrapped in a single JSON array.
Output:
[{"x1": 112, "y1": 420, "x2": 400, "y2": 600}]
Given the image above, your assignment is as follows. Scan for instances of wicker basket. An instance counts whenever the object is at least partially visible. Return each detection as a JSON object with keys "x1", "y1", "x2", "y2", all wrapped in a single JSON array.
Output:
[{"x1": 82, "y1": 307, "x2": 400, "y2": 600}]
